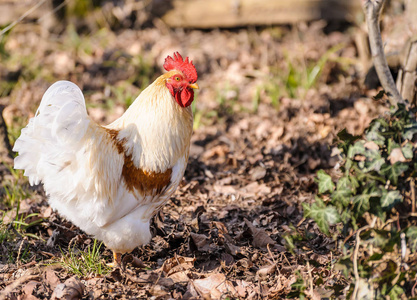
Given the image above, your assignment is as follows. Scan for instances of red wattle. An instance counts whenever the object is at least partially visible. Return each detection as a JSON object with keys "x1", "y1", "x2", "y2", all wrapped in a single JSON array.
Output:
[{"x1": 180, "y1": 88, "x2": 194, "y2": 107}]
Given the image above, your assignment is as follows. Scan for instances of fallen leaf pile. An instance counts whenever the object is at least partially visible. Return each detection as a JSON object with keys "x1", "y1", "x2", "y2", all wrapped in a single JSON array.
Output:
[{"x1": 0, "y1": 7, "x2": 393, "y2": 299}]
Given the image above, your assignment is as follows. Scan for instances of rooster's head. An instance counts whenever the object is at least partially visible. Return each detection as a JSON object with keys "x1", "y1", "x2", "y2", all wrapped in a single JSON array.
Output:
[{"x1": 164, "y1": 52, "x2": 199, "y2": 107}]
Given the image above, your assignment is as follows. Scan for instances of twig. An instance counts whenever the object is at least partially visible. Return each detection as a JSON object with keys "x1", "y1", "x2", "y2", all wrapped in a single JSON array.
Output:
[
  {"x1": 401, "y1": 232, "x2": 407, "y2": 261},
  {"x1": 20, "y1": 260, "x2": 37, "y2": 269},
  {"x1": 363, "y1": 0, "x2": 404, "y2": 106},
  {"x1": 47, "y1": 220, "x2": 70, "y2": 231},
  {"x1": 37, "y1": 0, "x2": 72, "y2": 23},
  {"x1": 412, "y1": 278, "x2": 417, "y2": 297},
  {"x1": 267, "y1": 244, "x2": 280, "y2": 275},
  {"x1": 411, "y1": 179, "x2": 415, "y2": 213},
  {"x1": 352, "y1": 217, "x2": 377, "y2": 300},
  {"x1": 16, "y1": 236, "x2": 28, "y2": 266},
  {"x1": 306, "y1": 260, "x2": 314, "y2": 296},
  {"x1": 0, "y1": 0, "x2": 48, "y2": 37},
  {"x1": 267, "y1": 244, "x2": 277, "y2": 264},
  {"x1": 0, "y1": 275, "x2": 40, "y2": 300}
]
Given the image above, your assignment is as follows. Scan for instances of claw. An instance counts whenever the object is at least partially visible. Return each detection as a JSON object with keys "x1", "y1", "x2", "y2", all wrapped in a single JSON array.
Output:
[{"x1": 106, "y1": 251, "x2": 122, "y2": 268}]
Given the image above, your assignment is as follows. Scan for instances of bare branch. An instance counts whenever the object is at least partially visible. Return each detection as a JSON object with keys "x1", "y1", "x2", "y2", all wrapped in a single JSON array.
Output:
[
  {"x1": 0, "y1": 108, "x2": 12, "y2": 159},
  {"x1": 363, "y1": 0, "x2": 404, "y2": 106}
]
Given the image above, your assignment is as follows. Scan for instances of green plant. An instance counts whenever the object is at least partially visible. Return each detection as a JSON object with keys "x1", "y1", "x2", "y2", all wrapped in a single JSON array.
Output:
[
  {"x1": 0, "y1": 208, "x2": 40, "y2": 263},
  {"x1": 0, "y1": 25, "x2": 11, "y2": 59},
  {"x1": 13, "y1": 212, "x2": 42, "y2": 240},
  {"x1": 216, "y1": 83, "x2": 239, "y2": 116},
  {"x1": 288, "y1": 270, "x2": 308, "y2": 299},
  {"x1": 286, "y1": 44, "x2": 345, "y2": 99},
  {"x1": 191, "y1": 95, "x2": 203, "y2": 130},
  {"x1": 256, "y1": 44, "x2": 348, "y2": 109},
  {"x1": 109, "y1": 83, "x2": 138, "y2": 109},
  {"x1": 2, "y1": 165, "x2": 31, "y2": 207},
  {"x1": 0, "y1": 212, "x2": 10, "y2": 243},
  {"x1": 61, "y1": 239, "x2": 110, "y2": 277},
  {"x1": 2, "y1": 179, "x2": 31, "y2": 209},
  {"x1": 304, "y1": 102, "x2": 417, "y2": 297}
]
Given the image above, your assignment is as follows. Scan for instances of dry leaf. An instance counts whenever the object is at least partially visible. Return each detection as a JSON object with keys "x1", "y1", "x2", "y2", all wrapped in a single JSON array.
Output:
[
  {"x1": 162, "y1": 256, "x2": 195, "y2": 275},
  {"x1": 51, "y1": 277, "x2": 84, "y2": 300},
  {"x1": 235, "y1": 279, "x2": 252, "y2": 297},
  {"x1": 122, "y1": 255, "x2": 146, "y2": 268},
  {"x1": 255, "y1": 120, "x2": 272, "y2": 140},
  {"x1": 191, "y1": 273, "x2": 237, "y2": 299},
  {"x1": 244, "y1": 219, "x2": 277, "y2": 250},
  {"x1": 354, "y1": 100, "x2": 369, "y2": 116},
  {"x1": 44, "y1": 268, "x2": 61, "y2": 289},
  {"x1": 149, "y1": 285, "x2": 169, "y2": 297},
  {"x1": 320, "y1": 125, "x2": 332, "y2": 138},
  {"x1": 23, "y1": 281, "x2": 39, "y2": 296},
  {"x1": 168, "y1": 271, "x2": 190, "y2": 283},
  {"x1": 364, "y1": 141, "x2": 379, "y2": 150},
  {"x1": 213, "y1": 184, "x2": 237, "y2": 195},
  {"x1": 389, "y1": 148, "x2": 407, "y2": 164},
  {"x1": 190, "y1": 233, "x2": 212, "y2": 252},
  {"x1": 202, "y1": 145, "x2": 229, "y2": 160},
  {"x1": 240, "y1": 182, "x2": 271, "y2": 197},
  {"x1": 249, "y1": 166, "x2": 267, "y2": 181},
  {"x1": 256, "y1": 264, "x2": 277, "y2": 279},
  {"x1": 41, "y1": 206, "x2": 53, "y2": 218}
]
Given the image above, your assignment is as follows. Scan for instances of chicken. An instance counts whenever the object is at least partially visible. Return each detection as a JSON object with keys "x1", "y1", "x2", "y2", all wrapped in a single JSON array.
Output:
[{"x1": 13, "y1": 52, "x2": 199, "y2": 266}]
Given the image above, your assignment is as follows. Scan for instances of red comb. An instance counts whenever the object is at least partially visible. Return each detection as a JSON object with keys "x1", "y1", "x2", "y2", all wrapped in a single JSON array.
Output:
[{"x1": 164, "y1": 52, "x2": 198, "y2": 83}]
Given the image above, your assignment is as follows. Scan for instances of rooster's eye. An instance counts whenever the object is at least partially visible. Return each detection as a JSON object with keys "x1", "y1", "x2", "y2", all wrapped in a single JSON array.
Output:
[{"x1": 174, "y1": 76, "x2": 180, "y2": 81}]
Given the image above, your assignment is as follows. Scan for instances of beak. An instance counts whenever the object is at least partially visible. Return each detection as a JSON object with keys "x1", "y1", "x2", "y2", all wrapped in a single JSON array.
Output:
[{"x1": 189, "y1": 83, "x2": 199, "y2": 90}]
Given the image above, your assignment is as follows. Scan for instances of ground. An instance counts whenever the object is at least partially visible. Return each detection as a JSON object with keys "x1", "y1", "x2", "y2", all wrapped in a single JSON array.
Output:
[{"x1": 0, "y1": 6, "x2": 401, "y2": 300}]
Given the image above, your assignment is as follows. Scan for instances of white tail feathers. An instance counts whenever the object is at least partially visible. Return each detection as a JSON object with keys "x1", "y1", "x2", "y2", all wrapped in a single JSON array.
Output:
[{"x1": 13, "y1": 81, "x2": 90, "y2": 186}]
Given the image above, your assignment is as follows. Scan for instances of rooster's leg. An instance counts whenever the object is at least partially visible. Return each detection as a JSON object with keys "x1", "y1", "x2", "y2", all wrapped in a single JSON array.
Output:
[
  {"x1": 107, "y1": 251, "x2": 122, "y2": 268},
  {"x1": 113, "y1": 251, "x2": 122, "y2": 266}
]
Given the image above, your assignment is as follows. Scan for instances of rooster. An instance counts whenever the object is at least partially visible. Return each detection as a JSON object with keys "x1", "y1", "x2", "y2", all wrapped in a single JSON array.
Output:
[{"x1": 13, "y1": 52, "x2": 199, "y2": 266}]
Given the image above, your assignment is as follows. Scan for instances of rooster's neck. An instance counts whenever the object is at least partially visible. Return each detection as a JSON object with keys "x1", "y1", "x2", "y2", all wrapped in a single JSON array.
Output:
[{"x1": 106, "y1": 74, "x2": 193, "y2": 173}]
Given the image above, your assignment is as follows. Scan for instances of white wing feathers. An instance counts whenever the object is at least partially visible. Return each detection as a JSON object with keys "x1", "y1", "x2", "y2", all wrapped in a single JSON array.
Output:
[{"x1": 13, "y1": 81, "x2": 124, "y2": 225}]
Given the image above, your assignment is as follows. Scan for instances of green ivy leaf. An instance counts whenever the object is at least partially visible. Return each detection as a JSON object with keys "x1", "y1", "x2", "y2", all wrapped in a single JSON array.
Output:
[
  {"x1": 402, "y1": 142, "x2": 414, "y2": 159},
  {"x1": 387, "y1": 139, "x2": 400, "y2": 155},
  {"x1": 368, "y1": 230, "x2": 388, "y2": 248},
  {"x1": 387, "y1": 285, "x2": 404, "y2": 300},
  {"x1": 347, "y1": 141, "x2": 365, "y2": 159},
  {"x1": 332, "y1": 177, "x2": 353, "y2": 206},
  {"x1": 407, "y1": 226, "x2": 417, "y2": 252},
  {"x1": 381, "y1": 163, "x2": 409, "y2": 185},
  {"x1": 367, "y1": 253, "x2": 384, "y2": 261},
  {"x1": 352, "y1": 194, "x2": 371, "y2": 212},
  {"x1": 331, "y1": 189, "x2": 351, "y2": 207},
  {"x1": 337, "y1": 177, "x2": 351, "y2": 190},
  {"x1": 349, "y1": 175, "x2": 360, "y2": 192},
  {"x1": 303, "y1": 199, "x2": 340, "y2": 235},
  {"x1": 392, "y1": 119, "x2": 406, "y2": 133},
  {"x1": 352, "y1": 187, "x2": 380, "y2": 213},
  {"x1": 404, "y1": 122, "x2": 417, "y2": 140},
  {"x1": 364, "y1": 149, "x2": 385, "y2": 172},
  {"x1": 316, "y1": 170, "x2": 335, "y2": 194},
  {"x1": 370, "y1": 197, "x2": 387, "y2": 222},
  {"x1": 373, "y1": 90, "x2": 386, "y2": 100},
  {"x1": 366, "y1": 121, "x2": 386, "y2": 146},
  {"x1": 380, "y1": 190, "x2": 402, "y2": 208},
  {"x1": 314, "y1": 206, "x2": 340, "y2": 235},
  {"x1": 337, "y1": 128, "x2": 361, "y2": 152},
  {"x1": 345, "y1": 159, "x2": 353, "y2": 174},
  {"x1": 340, "y1": 209, "x2": 352, "y2": 223}
]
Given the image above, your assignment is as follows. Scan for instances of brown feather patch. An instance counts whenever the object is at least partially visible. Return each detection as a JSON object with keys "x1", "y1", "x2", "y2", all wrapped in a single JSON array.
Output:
[{"x1": 104, "y1": 128, "x2": 172, "y2": 194}]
